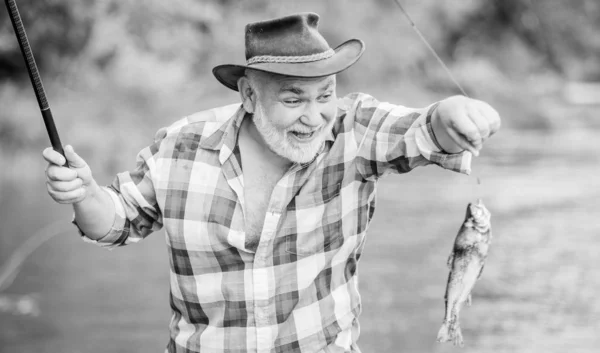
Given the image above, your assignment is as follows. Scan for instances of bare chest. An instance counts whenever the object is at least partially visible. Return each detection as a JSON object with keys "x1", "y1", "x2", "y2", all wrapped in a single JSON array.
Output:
[
  {"x1": 238, "y1": 118, "x2": 290, "y2": 250},
  {"x1": 242, "y1": 164, "x2": 285, "y2": 248}
]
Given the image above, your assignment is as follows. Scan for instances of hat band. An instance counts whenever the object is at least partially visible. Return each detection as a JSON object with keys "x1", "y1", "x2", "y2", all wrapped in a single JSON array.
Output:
[{"x1": 247, "y1": 48, "x2": 335, "y2": 65}]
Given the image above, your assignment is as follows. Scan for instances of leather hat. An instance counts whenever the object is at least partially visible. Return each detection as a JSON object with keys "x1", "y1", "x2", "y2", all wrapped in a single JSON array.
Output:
[{"x1": 212, "y1": 12, "x2": 365, "y2": 91}]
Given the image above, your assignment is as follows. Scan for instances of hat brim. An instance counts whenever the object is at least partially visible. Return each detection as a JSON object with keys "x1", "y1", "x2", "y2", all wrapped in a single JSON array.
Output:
[{"x1": 212, "y1": 39, "x2": 365, "y2": 91}]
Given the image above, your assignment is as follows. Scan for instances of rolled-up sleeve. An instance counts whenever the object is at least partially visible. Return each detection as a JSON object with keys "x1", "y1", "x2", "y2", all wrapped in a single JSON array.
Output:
[
  {"x1": 74, "y1": 129, "x2": 166, "y2": 249},
  {"x1": 75, "y1": 186, "x2": 130, "y2": 249},
  {"x1": 344, "y1": 93, "x2": 472, "y2": 179}
]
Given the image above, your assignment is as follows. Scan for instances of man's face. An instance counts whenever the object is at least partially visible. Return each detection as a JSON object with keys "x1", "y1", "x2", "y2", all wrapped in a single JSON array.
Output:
[{"x1": 249, "y1": 73, "x2": 338, "y2": 164}]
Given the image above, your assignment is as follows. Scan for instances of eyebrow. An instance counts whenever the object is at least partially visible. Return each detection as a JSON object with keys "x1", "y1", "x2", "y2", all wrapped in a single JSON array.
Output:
[
  {"x1": 280, "y1": 86, "x2": 305, "y2": 95},
  {"x1": 278, "y1": 78, "x2": 335, "y2": 95},
  {"x1": 319, "y1": 80, "x2": 335, "y2": 93}
]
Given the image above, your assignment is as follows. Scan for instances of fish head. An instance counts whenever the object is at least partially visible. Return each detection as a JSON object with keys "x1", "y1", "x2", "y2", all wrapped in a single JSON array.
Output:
[{"x1": 465, "y1": 199, "x2": 491, "y2": 232}]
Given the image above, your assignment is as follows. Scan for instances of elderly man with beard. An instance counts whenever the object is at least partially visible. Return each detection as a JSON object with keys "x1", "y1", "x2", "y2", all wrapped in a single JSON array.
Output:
[{"x1": 42, "y1": 12, "x2": 500, "y2": 353}]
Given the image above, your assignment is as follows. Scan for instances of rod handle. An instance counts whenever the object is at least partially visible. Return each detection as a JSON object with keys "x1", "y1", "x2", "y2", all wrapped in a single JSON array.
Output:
[{"x1": 42, "y1": 109, "x2": 68, "y2": 167}]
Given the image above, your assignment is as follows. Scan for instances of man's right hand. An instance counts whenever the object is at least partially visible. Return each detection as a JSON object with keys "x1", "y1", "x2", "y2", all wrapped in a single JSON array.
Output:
[{"x1": 43, "y1": 145, "x2": 97, "y2": 204}]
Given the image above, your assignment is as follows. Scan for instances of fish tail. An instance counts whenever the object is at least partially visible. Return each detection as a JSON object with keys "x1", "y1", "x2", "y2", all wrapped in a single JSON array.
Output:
[
  {"x1": 453, "y1": 324, "x2": 464, "y2": 347},
  {"x1": 437, "y1": 319, "x2": 464, "y2": 347},
  {"x1": 436, "y1": 321, "x2": 451, "y2": 343}
]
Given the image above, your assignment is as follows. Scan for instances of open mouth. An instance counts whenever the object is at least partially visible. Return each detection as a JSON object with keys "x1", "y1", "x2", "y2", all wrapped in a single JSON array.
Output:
[
  {"x1": 469, "y1": 203, "x2": 490, "y2": 228},
  {"x1": 289, "y1": 130, "x2": 316, "y2": 141}
]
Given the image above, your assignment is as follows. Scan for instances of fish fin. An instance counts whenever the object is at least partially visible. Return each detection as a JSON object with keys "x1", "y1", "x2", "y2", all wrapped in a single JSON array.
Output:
[
  {"x1": 466, "y1": 294, "x2": 472, "y2": 307},
  {"x1": 436, "y1": 321, "x2": 451, "y2": 343},
  {"x1": 477, "y1": 263, "x2": 486, "y2": 279},
  {"x1": 453, "y1": 324, "x2": 464, "y2": 347},
  {"x1": 438, "y1": 318, "x2": 464, "y2": 346},
  {"x1": 465, "y1": 219, "x2": 474, "y2": 228},
  {"x1": 446, "y1": 252, "x2": 454, "y2": 270}
]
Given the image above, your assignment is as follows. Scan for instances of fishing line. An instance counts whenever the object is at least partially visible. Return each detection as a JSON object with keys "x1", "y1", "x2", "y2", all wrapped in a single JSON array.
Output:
[
  {"x1": 392, "y1": 0, "x2": 469, "y2": 98},
  {"x1": 0, "y1": 221, "x2": 69, "y2": 292},
  {"x1": 392, "y1": 0, "x2": 483, "y2": 190}
]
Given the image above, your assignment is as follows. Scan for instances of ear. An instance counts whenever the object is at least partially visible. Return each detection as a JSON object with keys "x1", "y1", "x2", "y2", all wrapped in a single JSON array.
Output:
[{"x1": 237, "y1": 76, "x2": 257, "y2": 114}]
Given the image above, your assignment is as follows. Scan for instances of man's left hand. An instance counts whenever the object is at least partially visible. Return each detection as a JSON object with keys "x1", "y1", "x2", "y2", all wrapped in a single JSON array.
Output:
[{"x1": 431, "y1": 96, "x2": 501, "y2": 156}]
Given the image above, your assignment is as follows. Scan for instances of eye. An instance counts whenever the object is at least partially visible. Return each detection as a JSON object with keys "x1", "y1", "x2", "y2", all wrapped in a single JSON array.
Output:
[
  {"x1": 318, "y1": 93, "x2": 333, "y2": 102},
  {"x1": 283, "y1": 98, "x2": 301, "y2": 106}
]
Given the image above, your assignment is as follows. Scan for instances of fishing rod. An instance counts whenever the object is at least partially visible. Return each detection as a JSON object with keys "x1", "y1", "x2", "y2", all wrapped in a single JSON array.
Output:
[{"x1": 4, "y1": 0, "x2": 68, "y2": 166}]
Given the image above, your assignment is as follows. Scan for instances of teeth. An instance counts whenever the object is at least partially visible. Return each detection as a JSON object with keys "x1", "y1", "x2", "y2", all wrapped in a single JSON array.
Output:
[{"x1": 292, "y1": 131, "x2": 314, "y2": 139}]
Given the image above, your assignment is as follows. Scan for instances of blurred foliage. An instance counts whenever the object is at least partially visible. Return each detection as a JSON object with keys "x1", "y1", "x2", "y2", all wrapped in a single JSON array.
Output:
[
  {"x1": 0, "y1": 0, "x2": 224, "y2": 80},
  {"x1": 0, "y1": 0, "x2": 599, "y2": 182},
  {"x1": 1, "y1": 0, "x2": 599, "y2": 82},
  {"x1": 0, "y1": 0, "x2": 93, "y2": 78},
  {"x1": 432, "y1": 0, "x2": 600, "y2": 80}
]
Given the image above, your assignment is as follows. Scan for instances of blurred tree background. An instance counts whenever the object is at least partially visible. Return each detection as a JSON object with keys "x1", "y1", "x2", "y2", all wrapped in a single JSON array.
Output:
[
  {"x1": 1, "y1": 1, "x2": 599, "y2": 352},
  {"x1": 0, "y1": 0, "x2": 598, "y2": 179}
]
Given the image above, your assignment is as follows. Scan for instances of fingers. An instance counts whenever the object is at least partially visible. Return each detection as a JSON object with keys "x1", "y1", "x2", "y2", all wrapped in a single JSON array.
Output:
[
  {"x1": 448, "y1": 115, "x2": 481, "y2": 156},
  {"x1": 43, "y1": 144, "x2": 93, "y2": 204},
  {"x1": 475, "y1": 101, "x2": 501, "y2": 136},
  {"x1": 46, "y1": 164, "x2": 78, "y2": 181},
  {"x1": 47, "y1": 178, "x2": 83, "y2": 192},
  {"x1": 440, "y1": 97, "x2": 502, "y2": 157},
  {"x1": 46, "y1": 174, "x2": 86, "y2": 204},
  {"x1": 43, "y1": 145, "x2": 88, "y2": 168},
  {"x1": 64, "y1": 145, "x2": 88, "y2": 169},
  {"x1": 446, "y1": 127, "x2": 480, "y2": 157},
  {"x1": 42, "y1": 147, "x2": 66, "y2": 166},
  {"x1": 467, "y1": 104, "x2": 490, "y2": 140},
  {"x1": 46, "y1": 182, "x2": 86, "y2": 204}
]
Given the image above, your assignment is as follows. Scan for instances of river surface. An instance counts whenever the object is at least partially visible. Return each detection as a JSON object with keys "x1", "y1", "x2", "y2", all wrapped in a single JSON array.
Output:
[{"x1": 1, "y1": 129, "x2": 599, "y2": 352}]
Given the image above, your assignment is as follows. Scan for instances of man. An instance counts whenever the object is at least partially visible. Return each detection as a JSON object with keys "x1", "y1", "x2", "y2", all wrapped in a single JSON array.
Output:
[{"x1": 43, "y1": 13, "x2": 499, "y2": 353}]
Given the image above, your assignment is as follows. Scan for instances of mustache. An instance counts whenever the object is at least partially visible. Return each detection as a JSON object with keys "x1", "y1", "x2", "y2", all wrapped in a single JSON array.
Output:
[
  {"x1": 254, "y1": 103, "x2": 330, "y2": 135},
  {"x1": 286, "y1": 126, "x2": 321, "y2": 134}
]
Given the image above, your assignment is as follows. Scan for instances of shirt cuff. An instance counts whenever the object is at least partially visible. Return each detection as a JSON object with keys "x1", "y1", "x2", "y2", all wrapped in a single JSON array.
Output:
[
  {"x1": 425, "y1": 102, "x2": 445, "y2": 152},
  {"x1": 72, "y1": 186, "x2": 130, "y2": 250},
  {"x1": 414, "y1": 104, "x2": 472, "y2": 174}
]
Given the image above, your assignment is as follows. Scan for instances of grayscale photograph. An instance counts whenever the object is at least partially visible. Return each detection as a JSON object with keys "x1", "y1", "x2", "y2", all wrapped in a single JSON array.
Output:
[{"x1": 0, "y1": 0, "x2": 598, "y2": 352}]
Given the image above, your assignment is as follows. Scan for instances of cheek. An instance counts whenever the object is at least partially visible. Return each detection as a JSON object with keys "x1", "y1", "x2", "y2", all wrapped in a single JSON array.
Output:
[
  {"x1": 323, "y1": 101, "x2": 338, "y2": 123},
  {"x1": 265, "y1": 104, "x2": 302, "y2": 130}
]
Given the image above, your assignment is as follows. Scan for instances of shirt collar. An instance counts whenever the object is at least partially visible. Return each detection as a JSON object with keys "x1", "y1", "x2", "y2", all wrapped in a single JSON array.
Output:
[
  {"x1": 198, "y1": 105, "x2": 247, "y2": 163},
  {"x1": 324, "y1": 128, "x2": 335, "y2": 144}
]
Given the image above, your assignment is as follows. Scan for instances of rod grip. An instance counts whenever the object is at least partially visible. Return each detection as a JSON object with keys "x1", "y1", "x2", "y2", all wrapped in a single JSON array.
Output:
[{"x1": 41, "y1": 109, "x2": 68, "y2": 167}]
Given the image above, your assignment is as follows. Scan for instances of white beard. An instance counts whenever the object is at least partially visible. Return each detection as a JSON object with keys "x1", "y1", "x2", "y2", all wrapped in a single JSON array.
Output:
[{"x1": 252, "y1": 102, "x2": 331, "y2": 164}]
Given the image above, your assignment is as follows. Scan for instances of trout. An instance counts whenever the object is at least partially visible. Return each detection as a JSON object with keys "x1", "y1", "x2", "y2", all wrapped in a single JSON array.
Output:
[{"x1": 437, "y1": 199, "x2": 492, "y2": 347}]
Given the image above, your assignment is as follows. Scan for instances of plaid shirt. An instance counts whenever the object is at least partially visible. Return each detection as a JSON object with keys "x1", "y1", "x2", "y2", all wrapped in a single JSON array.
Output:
[{"x1": 80, "y1": 92, "x2": 470, "y2": 353}]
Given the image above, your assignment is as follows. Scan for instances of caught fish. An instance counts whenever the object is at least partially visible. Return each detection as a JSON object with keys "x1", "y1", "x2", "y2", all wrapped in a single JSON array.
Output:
[{"x1": 437, "y1": 199, "x2": 492, "y2": 347}]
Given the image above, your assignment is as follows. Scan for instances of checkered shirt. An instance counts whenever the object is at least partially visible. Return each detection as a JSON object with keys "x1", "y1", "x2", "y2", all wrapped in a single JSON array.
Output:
[{"x1": 80, "y1": 92, "x2": 471, "y2": 353}]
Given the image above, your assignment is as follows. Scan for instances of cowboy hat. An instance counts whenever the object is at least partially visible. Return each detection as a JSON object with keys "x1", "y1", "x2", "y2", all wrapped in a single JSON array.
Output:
[{"x1": 212, "y1": 12, "x2": 365, "y2": 91}]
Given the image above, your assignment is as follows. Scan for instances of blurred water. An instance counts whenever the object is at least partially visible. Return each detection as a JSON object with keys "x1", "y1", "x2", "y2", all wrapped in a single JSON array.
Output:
[{"x1": 1, "y1": 127, "x2": 599, "y2": 352}]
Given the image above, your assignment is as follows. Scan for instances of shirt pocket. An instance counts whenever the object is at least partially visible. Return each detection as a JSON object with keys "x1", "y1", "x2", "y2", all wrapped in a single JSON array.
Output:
[{"x1": 285, "y1": 183, "x2": 343, "y2": 256}]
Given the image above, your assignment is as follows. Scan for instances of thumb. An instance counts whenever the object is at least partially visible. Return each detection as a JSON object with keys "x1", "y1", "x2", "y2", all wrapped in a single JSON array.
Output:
[{"x1": 64, "y1": 145, "x2": 87, "y2": 168}]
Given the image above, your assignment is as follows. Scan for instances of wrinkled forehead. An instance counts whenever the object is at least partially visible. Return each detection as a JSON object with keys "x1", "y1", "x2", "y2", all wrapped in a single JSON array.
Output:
[{"x1": 254, "y1": 71, "x2": 337, "y2": 96}]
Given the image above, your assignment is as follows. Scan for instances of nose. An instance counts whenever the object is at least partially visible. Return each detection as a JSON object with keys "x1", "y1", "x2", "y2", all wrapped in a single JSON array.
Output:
[{"x1": 300, "y1": 101, "x2": 324, "y2": 128}]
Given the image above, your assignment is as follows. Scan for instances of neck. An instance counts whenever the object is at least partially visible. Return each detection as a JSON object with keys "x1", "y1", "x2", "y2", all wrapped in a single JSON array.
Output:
[{"x1": 241, "y1": 115, "x2": 293, "y2": 170}]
